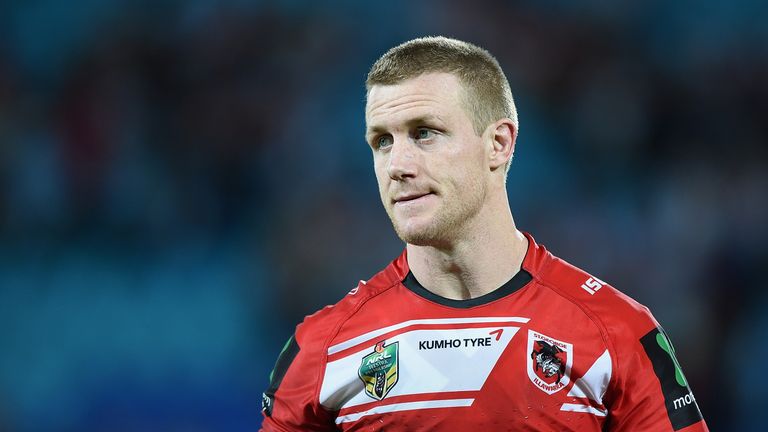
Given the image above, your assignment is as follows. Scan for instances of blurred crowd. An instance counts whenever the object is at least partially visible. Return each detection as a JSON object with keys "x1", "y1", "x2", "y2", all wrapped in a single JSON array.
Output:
[{"x1": 0, "y1": 0, "x2": 766, "y2": 430}]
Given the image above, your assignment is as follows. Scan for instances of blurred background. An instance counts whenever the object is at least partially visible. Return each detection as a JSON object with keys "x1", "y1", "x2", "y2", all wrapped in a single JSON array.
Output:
[{"x1": 1, "y1": 0, "x2": 766, "y2": 430}]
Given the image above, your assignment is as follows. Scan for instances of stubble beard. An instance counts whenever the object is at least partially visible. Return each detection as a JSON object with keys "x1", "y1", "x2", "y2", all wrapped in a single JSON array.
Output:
[{"x1": 386, "y1": 179, "x2": 487, "y2": 248}]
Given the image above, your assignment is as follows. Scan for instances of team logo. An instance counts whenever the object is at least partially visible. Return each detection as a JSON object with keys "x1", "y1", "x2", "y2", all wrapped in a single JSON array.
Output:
[
  {"x1": 526, "y1": 330, "x2": 573, "y2": 394},
  {"x1": 358, "y1": 340, "x2": 399, "y2": 400}
]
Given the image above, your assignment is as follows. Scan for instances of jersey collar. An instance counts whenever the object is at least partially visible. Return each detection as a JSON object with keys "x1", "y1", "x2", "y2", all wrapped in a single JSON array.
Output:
[
  {"x1": 401, "y1": 268, "x2": 533, "y2": 308},
  {"x1": 397, "y1": 232, "x2": 538, "y2": 308}
]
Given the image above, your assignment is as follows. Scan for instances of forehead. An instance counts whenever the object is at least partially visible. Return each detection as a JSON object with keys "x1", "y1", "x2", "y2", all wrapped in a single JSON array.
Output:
[{"x1": 365, "y1": 72, "x2": 466, "y2": 131}]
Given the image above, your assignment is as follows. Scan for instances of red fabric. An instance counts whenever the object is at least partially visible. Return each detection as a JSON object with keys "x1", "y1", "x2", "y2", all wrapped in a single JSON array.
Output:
[{"x1": 261, "y1": 233, "x2": 708, "y2": 431}]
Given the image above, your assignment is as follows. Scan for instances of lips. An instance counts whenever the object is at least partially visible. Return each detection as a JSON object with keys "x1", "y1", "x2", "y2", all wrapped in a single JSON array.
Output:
[
  {"x1": 393, "y1": 192, "x2": 433, "y2": 204},
  {"x1": 395, "y1": 193, "x2": 427, "y2": 202}
]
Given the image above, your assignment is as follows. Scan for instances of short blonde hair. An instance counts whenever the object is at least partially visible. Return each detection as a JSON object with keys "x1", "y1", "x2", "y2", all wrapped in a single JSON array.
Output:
[{"x1": 366, "y1": 36, "x2": 518, "y2": 137}]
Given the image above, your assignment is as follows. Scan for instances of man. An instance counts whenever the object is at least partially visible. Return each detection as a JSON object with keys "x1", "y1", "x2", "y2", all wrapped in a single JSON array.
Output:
[{"x1": 260, "y1": 36, "x2": 708, "y2": 431}]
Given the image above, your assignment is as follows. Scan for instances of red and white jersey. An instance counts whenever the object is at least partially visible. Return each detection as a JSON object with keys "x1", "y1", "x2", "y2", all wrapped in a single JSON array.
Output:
[{"x1": 261, "y1": 233, "x2": 708, "y2": 431}]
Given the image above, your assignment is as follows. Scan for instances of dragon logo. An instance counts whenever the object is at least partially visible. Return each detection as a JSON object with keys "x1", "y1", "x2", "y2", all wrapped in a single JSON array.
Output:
[
  {"x1": 526, "y1": 330, "x2": 573, "y2": 394},
  {"x1": 531, "y1": 340, "x2": 566, "y2": 384}
]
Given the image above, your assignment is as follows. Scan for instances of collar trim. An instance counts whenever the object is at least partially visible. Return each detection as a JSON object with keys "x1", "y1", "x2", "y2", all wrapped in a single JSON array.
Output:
[{"x1": 401, "y1": 268, "x2": 533, "y2": 309}]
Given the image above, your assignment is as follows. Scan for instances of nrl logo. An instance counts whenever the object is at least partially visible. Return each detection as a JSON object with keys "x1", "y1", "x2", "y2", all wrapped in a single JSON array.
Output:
[
  {"x1": 358, "y1": 340, "x2": 399, "y2": 400},
  {"x1": 526, "y1": 330, "x2": 573, "y2": 395}
]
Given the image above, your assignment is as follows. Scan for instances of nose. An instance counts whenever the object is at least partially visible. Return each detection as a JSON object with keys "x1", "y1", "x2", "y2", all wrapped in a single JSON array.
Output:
[{"x1": 387, "y1": 137, "x2": 418, "y2": 181}]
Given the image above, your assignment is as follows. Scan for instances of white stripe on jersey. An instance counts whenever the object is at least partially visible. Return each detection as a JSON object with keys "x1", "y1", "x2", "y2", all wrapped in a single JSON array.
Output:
[
  {"x1": 320, "y1": 325, "x2": 522, "y2": 410},
  {"x1": 335, "y1": 399, "x2": 475, "y2": 424},
  {"x1": 327, "y1": 316, "x2": 530, "y2": 355},
  {"x1": 560, "y1": 403, "x2": 607, "y2": 417},
  {"x1": 567, "y1": 349, "x2": 612, "y2": 404}
]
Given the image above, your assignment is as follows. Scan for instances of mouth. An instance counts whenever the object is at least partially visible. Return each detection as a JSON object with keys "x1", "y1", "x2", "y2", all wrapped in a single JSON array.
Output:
[{"x1": 393, "y1": 192, "x2": 434, "y2": 205}]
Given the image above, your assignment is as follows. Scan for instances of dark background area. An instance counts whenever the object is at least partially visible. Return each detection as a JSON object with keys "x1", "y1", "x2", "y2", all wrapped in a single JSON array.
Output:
[{"x1": 1, "y1": 1, "x2": 766, "y2": 430}]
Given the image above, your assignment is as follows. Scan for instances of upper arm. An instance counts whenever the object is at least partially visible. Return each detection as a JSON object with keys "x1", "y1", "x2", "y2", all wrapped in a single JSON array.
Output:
[
  {"x1": 260, "y1": 332, "x2": 337, "y2": 431},
  {"x1": 605, "y1": 313, "x2": 707, "y2": 431}
]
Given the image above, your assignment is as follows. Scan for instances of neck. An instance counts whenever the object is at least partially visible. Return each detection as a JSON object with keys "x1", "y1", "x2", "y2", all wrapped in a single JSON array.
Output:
[{"x1": 406, "y1": 198, "x2": 528, "y2": 301}]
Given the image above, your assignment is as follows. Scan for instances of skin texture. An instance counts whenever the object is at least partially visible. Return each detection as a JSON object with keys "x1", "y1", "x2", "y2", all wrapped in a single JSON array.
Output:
[{"x1": 365, "y1": 72, "x2": 528, "y2": 300}]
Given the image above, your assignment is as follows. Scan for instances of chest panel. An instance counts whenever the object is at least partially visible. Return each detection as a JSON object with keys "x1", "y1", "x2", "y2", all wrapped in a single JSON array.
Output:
[{"x1": 319, "y1": 315, "x2": 609, "y2": 431}]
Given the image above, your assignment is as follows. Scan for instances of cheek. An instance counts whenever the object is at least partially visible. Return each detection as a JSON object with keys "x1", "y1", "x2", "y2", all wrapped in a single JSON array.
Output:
[
  {"x1": 373, "y1": 162, "x2": 390, "y2": 194},
  {"x1": 463, "y1": 143, "x2": 489, "y2": 177},
  {"x1": 447, "y1": 146, "x2": 483, "y2": 175},
  {"x1": 444, "y1": 152, "x2": 486, "y2": 194}
]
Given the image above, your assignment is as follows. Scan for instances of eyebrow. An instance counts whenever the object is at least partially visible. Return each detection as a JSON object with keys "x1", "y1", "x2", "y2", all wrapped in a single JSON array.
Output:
[{"x1": 365, "y1": 114, "x2": 446, "y2": 141}]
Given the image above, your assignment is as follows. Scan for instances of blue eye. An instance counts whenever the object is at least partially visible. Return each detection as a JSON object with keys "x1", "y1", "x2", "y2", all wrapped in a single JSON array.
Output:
[
  {"x1": 416, "y1": 128, "x2": 433, "y2": 140},
  {"x1": 377, "y1": 135, "x2": 393, "y2": 149}
]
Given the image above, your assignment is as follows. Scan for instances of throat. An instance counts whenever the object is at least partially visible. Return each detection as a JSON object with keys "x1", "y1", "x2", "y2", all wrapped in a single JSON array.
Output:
[{"x1": 405, "y1": 230, "x2": 529, "y2": 301}]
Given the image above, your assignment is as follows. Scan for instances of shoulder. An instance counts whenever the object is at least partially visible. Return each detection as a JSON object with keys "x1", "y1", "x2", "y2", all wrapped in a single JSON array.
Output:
[
  {"x1": 530, "y1": 248, "x2": 666, "y2": 396},
  {"x1": 526, "y1": 238, "x2": 659, "y2": 346},
  {"x1": 262, "y1": 258, "x2": 404, "y2": 429},
  {"x1": 294, "y1": 253, "x2": 406, "y2": 355}
]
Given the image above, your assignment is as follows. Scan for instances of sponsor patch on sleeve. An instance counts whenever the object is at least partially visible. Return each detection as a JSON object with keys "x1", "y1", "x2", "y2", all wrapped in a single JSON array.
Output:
[
  {"x1": 639, "y1": 327, "x2": 704, "y2": 430},
  {"x1": 262, "y1": 335, "x2": 301, "y2": 417}
]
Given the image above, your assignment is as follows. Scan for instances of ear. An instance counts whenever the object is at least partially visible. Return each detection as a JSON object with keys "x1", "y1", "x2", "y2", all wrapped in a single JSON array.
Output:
[{"x1": 488, "y1": 119, "x2": 517, "y2": 171}]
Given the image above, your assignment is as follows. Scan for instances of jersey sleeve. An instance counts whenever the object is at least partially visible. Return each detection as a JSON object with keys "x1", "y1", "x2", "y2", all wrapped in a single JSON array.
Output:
[
  {"x1": 260, "y1": 324, "x2": 337, "y2": 431},
  {"x1": 604, "y1": 303, "x2": 708, "y2": 431}
]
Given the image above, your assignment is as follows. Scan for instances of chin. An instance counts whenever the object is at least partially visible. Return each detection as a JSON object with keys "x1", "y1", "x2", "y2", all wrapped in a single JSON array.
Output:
[
  {"x1": 398, "y1": 234, "x2": 437, "y2": 247},
  {"x1": 393, "y1": 220, "x2": 446, "y2": 246}
]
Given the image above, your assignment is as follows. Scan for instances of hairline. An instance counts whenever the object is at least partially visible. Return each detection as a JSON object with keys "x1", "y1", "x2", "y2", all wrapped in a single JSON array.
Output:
[{"x1": 366, "y1": 70, "x2": 497, "y2": 137}]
